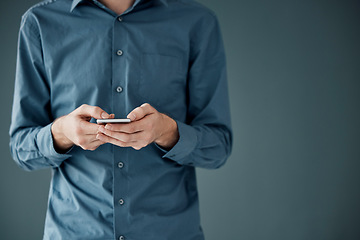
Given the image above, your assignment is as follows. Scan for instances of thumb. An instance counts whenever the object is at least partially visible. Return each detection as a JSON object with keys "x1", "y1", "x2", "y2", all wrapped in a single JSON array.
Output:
[
  {"x1": 76, "y1": 104, "x2": 113, "y2": 119},
  {"x1": 127, "y1": 103, "x2": 154, "y2": 121}
]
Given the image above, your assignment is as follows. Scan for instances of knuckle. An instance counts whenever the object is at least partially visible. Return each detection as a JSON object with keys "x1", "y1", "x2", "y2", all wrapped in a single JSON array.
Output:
[
  {"x1": 106, "y1": 130, "x2": 113, "y2": 137},
  {"x1": 91, "y1": 108, "x2": 99, "y2": 116},
  {"x1": 99, "y1": 135, "x2": 108, "y2": 142},
  {"x1": 143, "y1": 103, "x2": 153, "y2": 112},
  {"x1": 140, "y1": 107, "x2": 146, "y2": 114},
  {"x1": 93, "y1": 106, "x2": 101, "y2": 114},
  {"x1": 142, "y1": 103, "x2": 150, "y2": 108}
]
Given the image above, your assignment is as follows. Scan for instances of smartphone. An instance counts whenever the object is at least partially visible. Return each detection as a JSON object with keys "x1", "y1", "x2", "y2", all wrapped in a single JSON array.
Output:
[{"x1": 97, "y1": 118, "x2": 131, "y2": 124}]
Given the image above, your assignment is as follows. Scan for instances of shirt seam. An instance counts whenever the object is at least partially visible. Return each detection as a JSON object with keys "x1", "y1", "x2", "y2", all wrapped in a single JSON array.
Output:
[
  {"x1": 20, "y1": 13, "x2": 41, "y2": 41},
  {"x1": 26, "y1": 0, "x2": 60, "y2": 11}
]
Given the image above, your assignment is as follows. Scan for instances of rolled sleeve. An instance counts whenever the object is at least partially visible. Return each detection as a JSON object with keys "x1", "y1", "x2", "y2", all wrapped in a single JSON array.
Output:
[{"x1": 37, "y1": 123, "x2": 72, "y2": 161}]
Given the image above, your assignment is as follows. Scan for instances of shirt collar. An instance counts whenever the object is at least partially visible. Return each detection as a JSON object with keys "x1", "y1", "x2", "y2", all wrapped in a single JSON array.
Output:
[
  {"x1": 70, "y1": 0, "x2": 83, "y2": 12},
  {"x1": 70, "y1": 0, "x2": 168, "y2": 12}
]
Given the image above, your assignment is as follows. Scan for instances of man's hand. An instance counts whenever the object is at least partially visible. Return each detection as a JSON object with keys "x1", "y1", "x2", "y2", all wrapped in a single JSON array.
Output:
[
  {"x1": 96, "y1": 103, "x2": 179, "y2": 150},
  {"x1": 51, "y1": 104, "x2": 114, "y2": 153}
]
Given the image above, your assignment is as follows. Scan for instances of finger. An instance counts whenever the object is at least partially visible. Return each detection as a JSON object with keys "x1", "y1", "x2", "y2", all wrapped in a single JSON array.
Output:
[
  {"x1": 80, "y1": 120, "x2": 103, "y2": 135},
  {"x1": 79, "y1": 139, "x2": 105, "y2": 151},
  {"x1": 102, "y1": 122, "x2": 143, "y2": 134},
  {"x1": 75, "y1": 133, "x2": 98, "y2": 143},
  {"x1": 96, "y1": 133, "x2": 133, "y2": 148},
  {"x1": 76, "y1": 104, "x2": 112, "y2": 119},
  {"x1": 127, "y1": 103, "x2": 155, "y2": 121},
  {"x1": 98, "y1": 125, "x2": 143, "y2": 143},
  {"x1": 96, "y1": 133, "x2": 148, "y2": 150},
  {"x1": 86, "y1": 139, "x2": 106, "y2": 151}
]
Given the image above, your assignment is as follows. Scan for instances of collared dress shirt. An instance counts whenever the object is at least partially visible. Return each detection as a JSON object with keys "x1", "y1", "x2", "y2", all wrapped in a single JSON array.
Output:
[{"x1": 9, "y1": 0, "x2": 232, "y2": 239}]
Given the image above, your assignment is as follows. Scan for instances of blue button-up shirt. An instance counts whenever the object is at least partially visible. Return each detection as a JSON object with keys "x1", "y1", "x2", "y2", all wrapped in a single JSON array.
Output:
[{"x1": 9, "y1": 0, "x2": 232, "y2": 239}]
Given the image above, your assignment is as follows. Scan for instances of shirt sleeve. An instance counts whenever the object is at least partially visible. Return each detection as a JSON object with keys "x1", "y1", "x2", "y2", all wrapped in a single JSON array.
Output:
[
  {"x1": 160, "y1": 13, "x2": 233, "y2": 169},
  {"x1": 9, "y1": 12, "x2": 71, "y2": 171}
]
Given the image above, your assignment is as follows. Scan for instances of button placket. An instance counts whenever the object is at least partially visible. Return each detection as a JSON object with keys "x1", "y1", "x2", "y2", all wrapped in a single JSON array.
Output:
[{"x1": 113, "y1": 14, "x2": 129, "y2": 239}]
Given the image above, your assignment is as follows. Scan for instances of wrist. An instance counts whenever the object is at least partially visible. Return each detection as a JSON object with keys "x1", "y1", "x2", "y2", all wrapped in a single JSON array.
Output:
[
  {"x1": 51, "y1": 116, "x2": 73, "y2": 153},
  {"x1": 155, "y1": 115, "x2": 179, "y2": 150}
]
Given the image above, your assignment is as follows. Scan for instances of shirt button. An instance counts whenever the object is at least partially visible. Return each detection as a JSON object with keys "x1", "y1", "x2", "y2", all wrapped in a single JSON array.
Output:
[
  {"x1": 116, "y1": 86, "x2": 123, "y2": 93},
  {"x1": 119, "y1": 236, "x2": 125, "y2": 240},
  {"x1": 118, "y1": 162, "x2": 124, "y2": 168},
  {"x1": 118, "y1": 17, "x2": 123, "y2": 22},
  {"x1": 116, "y1": 50, "x2": 123, "y2": 56},
  {"x1": 119, "y1": 198, "x2": 124, "y2": 205}
]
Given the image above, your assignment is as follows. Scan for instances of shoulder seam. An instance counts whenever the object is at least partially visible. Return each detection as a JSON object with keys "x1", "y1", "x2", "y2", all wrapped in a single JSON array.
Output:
[
  {"x1": 20, "y1": 14, "x2": 41, "y2": 41},
  {"x1": 29, "y1": 0, "x2": 60, "y2": 10},
  {"x1": 21, "y1": 0, "x2": 62, "y2": 31}
]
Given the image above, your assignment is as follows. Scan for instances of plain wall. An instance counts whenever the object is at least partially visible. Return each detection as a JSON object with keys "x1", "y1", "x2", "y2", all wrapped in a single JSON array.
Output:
[{"x1": 1, "y1": 0, "x2": 360, "y2": 239}]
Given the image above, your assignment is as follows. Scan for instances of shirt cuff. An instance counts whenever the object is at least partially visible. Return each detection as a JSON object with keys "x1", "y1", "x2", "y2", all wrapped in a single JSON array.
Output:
[
  {"x1": 36, "y1": 123, "x2": 72, "y2": 165},
  {"x1": 158, "y1": 120, "x2": 198, "y2": 165}
]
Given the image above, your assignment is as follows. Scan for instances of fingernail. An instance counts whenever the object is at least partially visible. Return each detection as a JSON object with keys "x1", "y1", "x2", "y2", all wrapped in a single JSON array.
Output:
[
  {"x1": 98, "y1": 126, "x2": 105, "y2": 133},
  {"x1": 105, "y1": 124, "x2": 112, "y2": 130},
  {"x1": 101, "y1": 112, "x2": 109, "y2": 119},
  {"x1": 127, "y1": 113, "x2": 136, "y2": 121}
]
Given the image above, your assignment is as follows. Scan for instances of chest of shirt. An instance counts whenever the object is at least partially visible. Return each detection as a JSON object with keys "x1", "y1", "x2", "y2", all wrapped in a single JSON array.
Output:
[{"x1": 38, "y1": 4, "x2": 192, "y2": 119}]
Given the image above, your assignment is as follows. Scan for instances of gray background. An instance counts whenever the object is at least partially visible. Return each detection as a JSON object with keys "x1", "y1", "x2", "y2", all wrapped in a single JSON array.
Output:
[{"x1": 1, "y1": 0, "x2": 360, "y2": 239}]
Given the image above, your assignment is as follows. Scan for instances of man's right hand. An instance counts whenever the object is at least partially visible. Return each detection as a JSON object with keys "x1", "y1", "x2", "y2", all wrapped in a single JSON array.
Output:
[{"x1": 51, "y1": 104, "x2": 114, "y2": 153}]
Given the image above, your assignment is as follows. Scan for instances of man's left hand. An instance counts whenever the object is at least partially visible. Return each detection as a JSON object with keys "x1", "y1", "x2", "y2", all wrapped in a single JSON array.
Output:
[{"x1": 96, "y1": 103, "x2": 179, "y2": 150}]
